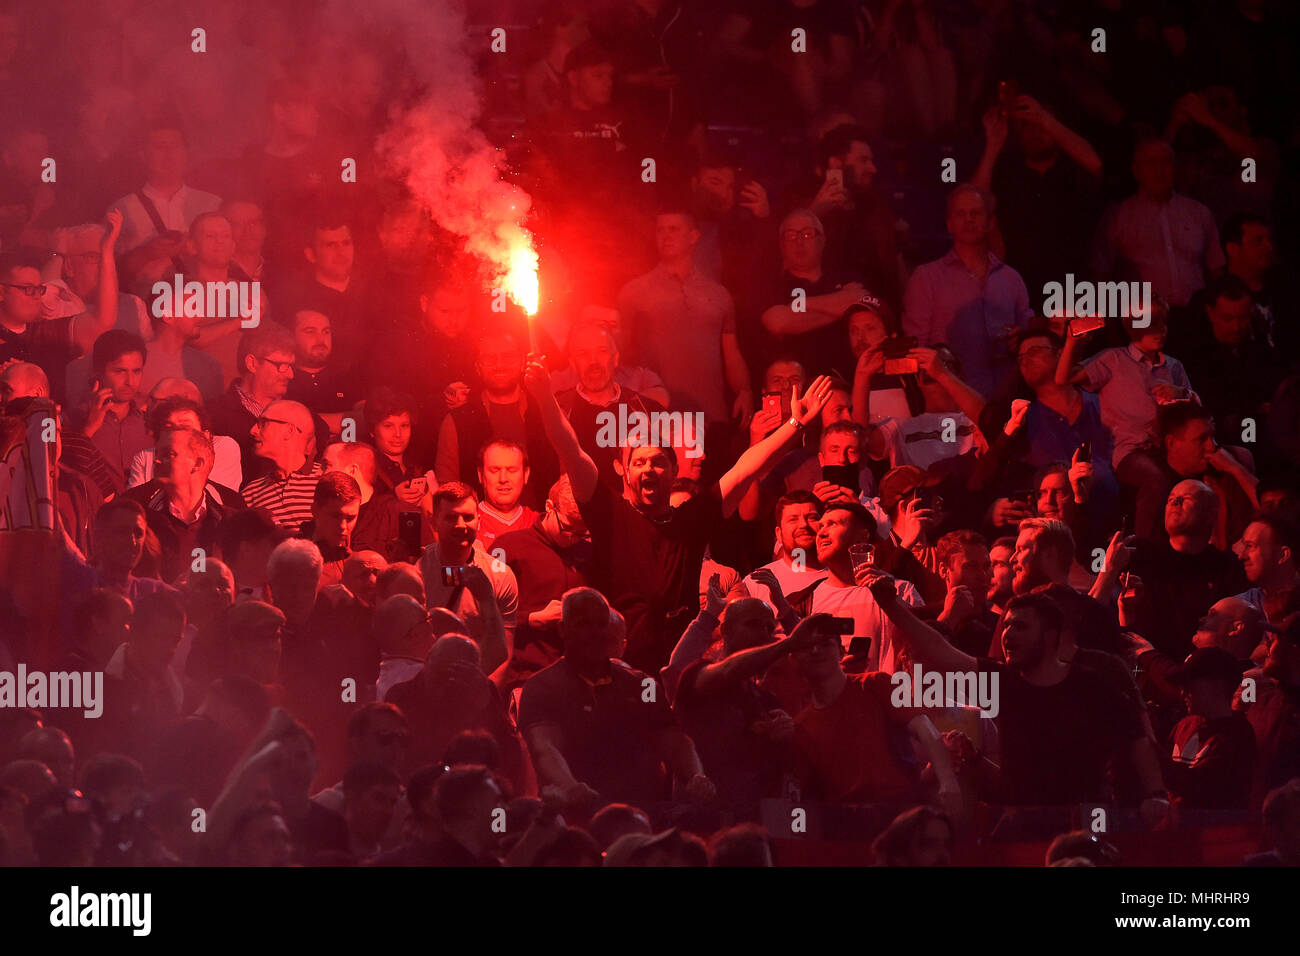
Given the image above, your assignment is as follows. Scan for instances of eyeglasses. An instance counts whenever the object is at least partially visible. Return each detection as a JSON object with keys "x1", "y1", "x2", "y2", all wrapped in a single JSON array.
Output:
[
  {"x1": 781, "y1": 229, "x2": 821, "y2": 241},
  {"x1": 256, "y1": 356, "x2": 295, "y2": 374},
  {"x1": 255, "y1": 416, "x2": 302, "y2": 432},
  {"x1": 1, "y1": 282, "x2": 47, "y2": 297},
  {"x1": 1016, "y1": 346, "x2": 1056, "y2": 362}
]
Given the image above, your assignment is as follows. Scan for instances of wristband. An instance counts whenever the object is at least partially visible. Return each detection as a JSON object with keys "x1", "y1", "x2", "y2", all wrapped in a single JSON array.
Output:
[{"x1": 787, "y1": 415, "x2": 803, "y2": 431}]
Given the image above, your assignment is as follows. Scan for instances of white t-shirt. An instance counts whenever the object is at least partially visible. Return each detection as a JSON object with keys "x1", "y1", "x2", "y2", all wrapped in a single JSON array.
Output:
[
  {"x1": 743, "y1": 557, "x2": 829, "y2": 610},
  {"x1": 809, "y1": 577, "x2": 922, "y2": 673},
  {"x1": 419, "y1": 541, "x2": 519, "y2": 650},
  {"x1": 875, "y1": 411, "x2": 978, "y2": 471}
]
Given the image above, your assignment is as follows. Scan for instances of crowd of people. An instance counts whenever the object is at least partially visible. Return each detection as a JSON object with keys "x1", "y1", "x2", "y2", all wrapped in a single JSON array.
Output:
[{"x1": 0, "y1": 0, "x2": 1298, "y2": 867}]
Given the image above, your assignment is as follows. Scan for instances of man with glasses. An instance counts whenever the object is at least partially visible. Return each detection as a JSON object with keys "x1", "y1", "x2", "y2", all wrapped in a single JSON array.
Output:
[
  {"x1": 240, "y1": 399, "x2": 323, "y2": 534},
  {"x1": 759, "y1": 208, "x2": 865, "y2": 379},
  {"x1": 210, "y1": 324, "x2": 313, "y2": 482},
  {"x1": 903, "y1": 183, "x2": 1033, "y2": 396},
  {"x1": 0, "y1": 212, "x2": 123, "y2": 402}
]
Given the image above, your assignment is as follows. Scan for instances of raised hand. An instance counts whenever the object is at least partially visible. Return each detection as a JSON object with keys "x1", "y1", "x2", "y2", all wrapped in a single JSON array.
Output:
[{"x1": 791, "y1": 375, "x2": 835, "y2": 426}]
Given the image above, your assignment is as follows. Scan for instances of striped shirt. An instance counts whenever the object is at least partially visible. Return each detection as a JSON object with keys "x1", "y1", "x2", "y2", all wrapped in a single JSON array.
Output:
[{"x1": 240, "y1": 461, "x2": 323, "y2": 533}]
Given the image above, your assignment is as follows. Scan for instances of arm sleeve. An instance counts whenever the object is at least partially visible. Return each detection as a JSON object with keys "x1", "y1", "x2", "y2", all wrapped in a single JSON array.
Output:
[
  {"x1": 901, "y1": 268, "x2": 933, "y2": 344},
  {"x1": 1080, "y1": 350, "x2": 1114, "y2": 391}
]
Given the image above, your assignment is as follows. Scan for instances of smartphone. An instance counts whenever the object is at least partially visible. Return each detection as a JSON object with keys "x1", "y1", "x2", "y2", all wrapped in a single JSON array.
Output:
[
  {"x1": 1070, "y1": 314, "x2": 1106, "y2": 336},
  {"x1": 408, "y1": 476, "x2": 429, "y2": 497},
  {"x1": 441, "y1": 566, "x2": 465, "y2": 587},
  {"x1": 821, "y1": 463, "x2": 860, "y2": 495},
  {"x1": 831, "y1": 616, "x2": 857, "y2": 635},
  {"x1": 848, "y1": 636, "x2": 871, "y2": 658},
  {"x1": 825, "y1": 168, "x2": 844, "y2": 189},
  {"x1": 761, "y1": 391, "x2": 783, "y2": 415},
  {"x1": 1078, "y1": 440, "x2": 1091, "y2": 463},
  {"x1": 398, "y1": 512, "x2": 422, "y2": 555},
  {"x1": 1120, "y1": 512, "x2": 1133, "y2": 535},
  {"x1": 998, "y1": 79, "x2": 1019, "y2": 117},
  {"x1": 882, "y1": 335, "x2": 920, "y2": 376}
]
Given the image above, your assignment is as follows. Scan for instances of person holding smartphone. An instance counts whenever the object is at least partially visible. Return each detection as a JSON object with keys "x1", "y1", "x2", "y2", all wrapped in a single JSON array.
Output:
[
  {"x1": 416, "y1": 481, "x2": 517, "y2": 677},
  {"x1": 1057, "y1": 303, "x2": 1195, "y2": 540}
]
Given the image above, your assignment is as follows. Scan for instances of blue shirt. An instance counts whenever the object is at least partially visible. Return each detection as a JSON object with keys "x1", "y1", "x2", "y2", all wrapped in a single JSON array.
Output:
[
  {"x1": 903, "y1": 249, "x2": 1033, "y2": 396},
  {"x1": 1081, "y1": 344, "x2": 1193, "y2": 467},
  {"x1": 1026, "y1": 391, "x2": 1118, "y2": 508}
]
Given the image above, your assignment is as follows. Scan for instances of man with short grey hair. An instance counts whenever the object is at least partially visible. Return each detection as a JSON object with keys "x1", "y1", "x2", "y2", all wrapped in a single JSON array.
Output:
[
  {"x1": 124, "y1": 426, "x2": 245, "y2": 582},
  {"x1": 903, "y1": 183, "x2": 1033, "y2": 395},
  {"x1": 759, "y1": 208, "x2": 866, "y2": 377}
]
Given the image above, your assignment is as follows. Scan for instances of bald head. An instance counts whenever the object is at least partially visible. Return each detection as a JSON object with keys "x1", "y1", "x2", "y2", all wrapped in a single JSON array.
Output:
[
  {"x1": 560, "y1": 587, "x2": 616, "y2": 664},
  {"x1": 721, "y1": 597, "x2": 777, "y2": 653},
  {"x1": 151, "y1": 377, "x2": 202, "y2": 403},
  {"x1": 342, "y1": 550, "x2": 385, "y2": 606},
  {"x1": 1194, "y1": 596, "x2": 1266, "y2": 661},
  {"x1": 264, "y1": 400, "x2": 314, "y2": 433},
  {"x1": 427, "y1": 634, "x2": 481, "y2": 672},
  {"x1": 1166, "y1": 479, "x2": 1218, "y2": 542},
  {"x1": 0, "y1": 361, "x2": 49, "y2": 402},
  {"x1": 253, "y1": 399, "x2": 315, "y2": 472}
]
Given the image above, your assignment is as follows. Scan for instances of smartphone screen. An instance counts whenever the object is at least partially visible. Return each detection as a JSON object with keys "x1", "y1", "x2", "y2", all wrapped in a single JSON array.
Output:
[
  {"x1": 821, "y1": 463, "x2": 860, "y2": 494},
  {"x1": 398, "y1": 513, "x2": 422, "y2": 555},
  {"x1": 1070, "y1": 314, "x2": 1106, "y2": 336},
  {"x1": 761, "y1": 391, "x2": 782, "y2": 414}
]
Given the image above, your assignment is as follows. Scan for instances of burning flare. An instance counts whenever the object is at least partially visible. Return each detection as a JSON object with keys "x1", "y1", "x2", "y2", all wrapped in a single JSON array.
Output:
[{"x1": 503, "y1": 230, "x2": 539, "y2": 316}]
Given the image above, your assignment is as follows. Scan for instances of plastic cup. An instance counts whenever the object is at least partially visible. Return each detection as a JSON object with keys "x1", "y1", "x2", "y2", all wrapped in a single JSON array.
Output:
[{"x1": 849, "y1": 543, "x2": 876, "y2": 574}]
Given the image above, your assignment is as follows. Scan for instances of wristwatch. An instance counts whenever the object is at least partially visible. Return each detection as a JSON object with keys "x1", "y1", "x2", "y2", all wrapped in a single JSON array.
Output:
[{"x1": 787, "y1": 415, "x2": 804, "y2": 431}]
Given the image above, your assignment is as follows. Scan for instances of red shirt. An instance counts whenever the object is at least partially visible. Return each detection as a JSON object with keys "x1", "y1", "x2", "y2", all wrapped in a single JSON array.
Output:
[
  {"x1": 794, "y1": 672, "x2": 923, "y2": 803},
  {"x1": 476, "y1": 504, "x2": 539, "y2": 552}
]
